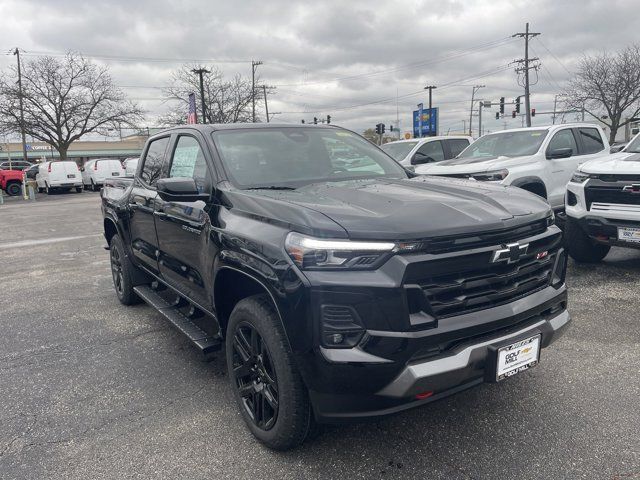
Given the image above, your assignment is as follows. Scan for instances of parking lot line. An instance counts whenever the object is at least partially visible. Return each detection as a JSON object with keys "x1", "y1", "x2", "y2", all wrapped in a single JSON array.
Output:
[{"x1": 0, "y1": 234, "x2": 103, "y2": 250}]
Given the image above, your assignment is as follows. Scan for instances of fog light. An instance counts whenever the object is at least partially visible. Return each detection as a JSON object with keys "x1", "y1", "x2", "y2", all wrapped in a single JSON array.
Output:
[{"x1": 330, "y1": 333, "x2": 344, "y2": 344}]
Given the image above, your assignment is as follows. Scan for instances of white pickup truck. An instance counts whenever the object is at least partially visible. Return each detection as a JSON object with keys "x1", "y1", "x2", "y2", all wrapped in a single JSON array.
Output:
[
  {"x1": 564, "y1": 132, "x2": 640, "y2": 262},
  {"x1": 415, "y1": 124, "x2": 610, "y2": 212}
]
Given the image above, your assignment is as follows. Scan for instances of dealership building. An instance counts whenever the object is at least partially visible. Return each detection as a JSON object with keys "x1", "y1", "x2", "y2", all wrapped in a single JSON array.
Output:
[{"x1": 0, "y1": 130, "x2": 165, "y2": 165}]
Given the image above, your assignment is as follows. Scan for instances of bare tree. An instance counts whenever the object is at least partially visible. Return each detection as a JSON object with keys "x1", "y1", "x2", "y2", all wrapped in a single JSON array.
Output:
[
  {"x1": 564, "y1": 45, "x2": 640, "y2": 143},
  {"x1": 0, "y1": 53, "x2": 143, "y2": 160},
  {"x1": 160, "y1": 64, "x2": 270, "y2": 125}
]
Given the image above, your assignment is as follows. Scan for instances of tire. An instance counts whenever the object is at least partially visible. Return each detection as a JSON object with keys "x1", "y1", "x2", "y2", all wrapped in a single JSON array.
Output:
[
  {"x1": 565, "y1": 218, "x2": 610, "y2": 263},
  {"x1": 76, "y1": 186, "x2": 83, "y2": 193},
  {"x1": 45, "y1": 183, "x2": 52, "y2": 195},
  {"x1": 91, "y1": 180, "x2": 98, "y2": 192},
  {"x1": 226, "y1": 295, "x2": 314, "y2": 450},
  {"x1": 38, "y1": 186, "x2": 44, "y2": 193},
  {"x1": 5, "y1": 182, "x2": 21, "y2": 196},
  {"x1": 109, "y1": 234, "x2": 141, "y2": 305}
]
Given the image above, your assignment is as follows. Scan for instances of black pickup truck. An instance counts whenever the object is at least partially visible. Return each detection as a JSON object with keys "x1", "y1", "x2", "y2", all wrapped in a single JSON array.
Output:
[{"x1": 101, "y1": 124, "x2": 570, "y2": 450}]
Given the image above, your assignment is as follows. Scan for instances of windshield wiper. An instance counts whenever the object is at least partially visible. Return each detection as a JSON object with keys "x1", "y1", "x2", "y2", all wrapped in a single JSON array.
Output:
[{"x1": 245, "y1": 185, "x2": 297, "y2": 191}]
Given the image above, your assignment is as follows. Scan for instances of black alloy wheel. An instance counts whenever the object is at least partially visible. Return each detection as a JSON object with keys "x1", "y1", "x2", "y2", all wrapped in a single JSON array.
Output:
[
  {"x1": 232, "y1": 323, "x2": 279, "y2": 430},
  {"x1": 110, "y1": 244, "x2": 125, "y2": 297}
]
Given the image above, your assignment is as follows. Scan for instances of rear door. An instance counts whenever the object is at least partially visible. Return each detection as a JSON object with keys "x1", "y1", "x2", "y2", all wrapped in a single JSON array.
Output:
[
  {"x1": 444, "y1": 138, "x2": 471, "y2": 159},
  {"x1": 129, "y1": 136, "x2": 171, "y2": 274},
  {"x1": 154, "y1": 132, "x2": 216, "y2": 309},
  {"x1": 61, "y1": 162, "x2": 80, "y2": 183},
  {"x1": 413, "y1": 140, "x2": 445, "y2": 165}
]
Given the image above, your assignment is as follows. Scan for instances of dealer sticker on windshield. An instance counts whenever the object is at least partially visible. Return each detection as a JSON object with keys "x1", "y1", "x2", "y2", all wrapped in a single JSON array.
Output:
[
  {"x1": 496, "y1": 335, "x2": 541, "y2": 381},
  {"x1": 618, "y1": 226, "x2": 640, "y2": 244}
]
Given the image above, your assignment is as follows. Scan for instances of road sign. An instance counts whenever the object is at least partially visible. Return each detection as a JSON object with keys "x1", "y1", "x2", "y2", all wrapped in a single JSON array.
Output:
[
  {"x1": 413, "y1": 107, "x2": 438, "y2": 137},
  {"x1": 404, "y1": 132, "x2": 412, "y2": 140}
]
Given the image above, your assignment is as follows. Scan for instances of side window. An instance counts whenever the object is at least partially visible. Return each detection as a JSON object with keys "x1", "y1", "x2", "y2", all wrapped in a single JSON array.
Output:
[
  {"x1": 547, "y1": 129, "x2": 578, "y2": 156},
  {"x1": 168, "y1": 135, "x2": 212, "y2": 193},
  {"x1": 140, "y1": 137, "x2": 170, "y2": 186},
  {"x1": 416, "y1": 140, "x2": 444, "y2": 162},
  {"x1": 447, "y1": 139, "x2": 470, "y2": 158},
  {"x1": 577, "y1": 128, "x2": 605, "y2": 154}
]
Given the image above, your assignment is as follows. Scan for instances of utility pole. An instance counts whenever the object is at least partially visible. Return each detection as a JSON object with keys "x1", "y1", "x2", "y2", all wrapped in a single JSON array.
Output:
[
  {"x1": 513, "y1": 23, "x2": 540, "y2": 127},
  {"x1": 13, "y1": 48, "x2": 28, "y2": 164},
  {"x1": 251, "y1": 60, "x2": 263, "y2": 123},
  {"x1": 396, "y1": 87, "x2": 401, "y2": 139},
  {"x1": 424, "y1": 85, "x2": 437, "y2": 136},
  {"x1": 191, "y1": 67, "x2": 210, "y2": 124},
  {"x1": 469, "y1": 85, "x2": 484, "y2": 137},
  {"x1": 478, "y1": 101, "x2": 483, "y2": 138},
  {"x1": 262, "y1": 85, "x2": 270, "y2": 123}
]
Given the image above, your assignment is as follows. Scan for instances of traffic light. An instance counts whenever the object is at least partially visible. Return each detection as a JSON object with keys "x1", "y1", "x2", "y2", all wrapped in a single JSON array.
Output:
[
  {"x1": 326, "y1": 115, "x2": 331, "y2": 124},
  {"x1": 512, "y1": 110, "x2": 516, "y2": 118},
  {"x1": 375, "y1": 123, "x2": 381, "y2": 135},
  {"x1": 531, "y1": 108, "x2": 536, "y2": 117},
  {"x1": 313, "y1": 117, "x2": 318, "y2": 124},
  {"x1": 515, "y1": 96, "x2": 521, "y2": 114},
  {"x1": 381, "y1": 124, "x2": 386, "y2": 134},
  {"x1": 389, "y1": 125, "x2": 394, "y2": 132},
  {"x1": 499, "y1": 97, "x2": 505, "y2": 114},
  {"x1": 495, "y1": 111, "x2": 500, "y2": 120}
]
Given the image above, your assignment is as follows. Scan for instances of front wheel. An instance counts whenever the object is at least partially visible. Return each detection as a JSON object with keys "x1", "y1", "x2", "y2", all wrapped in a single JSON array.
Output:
[
  {"x1": 565, "y1": 218, "x2": 610, "y2": 263},
  {"x1": 109, "y1": 234, "x2": 141, "y2": 305},
  {"x1": 226, "y1": 295, "x2": 314, "y2": 450}
]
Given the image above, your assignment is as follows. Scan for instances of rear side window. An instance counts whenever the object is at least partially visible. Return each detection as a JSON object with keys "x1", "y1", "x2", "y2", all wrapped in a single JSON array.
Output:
[
  {"x1": 168, "y1": 135, "x2": 212, "y2": 193},
  {"x1": 578, "y1": 128, "x2": 605, "y2": 154},
  {"x1": 141, "y1": 137, "x2": 170, "y2": 186},
  {"x1": 548, "y1": 129, "x2": 578, "y2": 155},
  {"x1": 447, "y1": 139, "x2": 470, "y2": 157},
  {"x1": 416, "y1": 140, "x2": 445, "y2": 162}
]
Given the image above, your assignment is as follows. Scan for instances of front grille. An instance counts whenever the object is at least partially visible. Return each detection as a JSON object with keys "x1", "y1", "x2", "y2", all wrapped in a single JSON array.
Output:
[
  {"x1": 418, "y1": 219, "x2": 548, "y2": 254},
  {"x1": 585, "y1": 185, "x2": 640, "y2": 210},
  {"x1": 411, "y1": 232, "x2": 562, "y2": 319},
  {"x1": 598, "y1": 174, "x2": 640, "y2": 182}
]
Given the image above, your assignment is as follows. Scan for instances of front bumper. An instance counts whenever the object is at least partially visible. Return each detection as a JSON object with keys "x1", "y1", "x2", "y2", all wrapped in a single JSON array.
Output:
[{"x1": 306, "y1": 286, "x2": 569, "y2": 423}]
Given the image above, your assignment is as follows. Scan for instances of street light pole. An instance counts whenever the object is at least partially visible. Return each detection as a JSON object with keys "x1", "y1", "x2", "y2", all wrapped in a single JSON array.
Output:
[
  {"x1": 13, "y1": 48, "x2": 28, "y2": 165},
  {"x1": 251, "y1": 60, "x2": 263, "y2": 123},
  {"x1": 191, "y1": 68, "x2": 210, "y2": 124}
]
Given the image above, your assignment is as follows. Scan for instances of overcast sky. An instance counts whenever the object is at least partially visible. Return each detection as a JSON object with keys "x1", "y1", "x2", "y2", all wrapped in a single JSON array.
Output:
[{"x1": 0, "y1": 0, "x2": 638, "y2": 139}]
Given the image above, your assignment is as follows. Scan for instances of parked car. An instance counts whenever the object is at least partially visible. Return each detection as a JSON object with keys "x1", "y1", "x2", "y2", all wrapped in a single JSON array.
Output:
[
  {"x1": 0, "y1": 168, "x2": 24, "y2": 196},
  {"x1": 415, "y1": 124, "x2": 609, "y2": 212},
  {"x1": 81, "y1": 158, "x2": 125, "y2": 191},
  {"x1": 102, "y1": 124, "x2": 569, "y2": 450},
  {"x1": 36, "y1": 161, "x2": 83, "y2": 194},
  {"x1": 381, "y1": 136, "x2": 472, "y2": 167},
  {"x1": 565, "y1": 132, "x2": 640, "y2": 262},
  {"x1": 123, "y1": 157, "x2": 139, "y2": 177},
  {"x1": 0, "y1": 160, "x2": 33, "y2": 171},
  {"x1": 23, "y1": 163, "x2": 40, "y2": 180}
]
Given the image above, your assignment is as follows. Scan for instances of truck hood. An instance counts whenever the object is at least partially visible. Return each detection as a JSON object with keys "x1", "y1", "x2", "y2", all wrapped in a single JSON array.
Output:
[
  {"x1": 415, "y1": 155, "x2": 536, "y2": 175},
  {"x1": 581, "y1": 152, "x2": 640, "y2": 174},
  {"x1": 223, "y1": 177, "x2": 551, "y2": 240}
]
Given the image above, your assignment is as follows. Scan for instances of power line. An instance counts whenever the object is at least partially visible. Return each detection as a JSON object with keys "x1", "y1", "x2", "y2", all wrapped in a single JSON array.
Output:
[{"x1": 535, "y1": 38, "x2": 573, "y2": 75}]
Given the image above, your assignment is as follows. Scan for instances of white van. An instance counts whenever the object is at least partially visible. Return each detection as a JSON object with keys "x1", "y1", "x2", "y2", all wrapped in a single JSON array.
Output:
[
  {"x1": 123, "y1": 157, "x2": 139, "y2": 177},
  {"x1": 36, "y1": 161, "x2": 83, "y2": 194},
  {"x1": 82, "y1": 159, "x2": 125, "y2": 191}
]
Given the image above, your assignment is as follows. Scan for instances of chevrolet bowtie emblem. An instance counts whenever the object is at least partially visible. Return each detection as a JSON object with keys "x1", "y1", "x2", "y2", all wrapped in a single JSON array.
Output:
[{"x1": 492, "y1": 242, "x2": 529, "y2": 264}]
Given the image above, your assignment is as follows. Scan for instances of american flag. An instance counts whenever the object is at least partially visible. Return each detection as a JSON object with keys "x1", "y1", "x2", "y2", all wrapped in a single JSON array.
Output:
[{"x1": 187, "y1": 93, "x2": 198, "y2": 124}]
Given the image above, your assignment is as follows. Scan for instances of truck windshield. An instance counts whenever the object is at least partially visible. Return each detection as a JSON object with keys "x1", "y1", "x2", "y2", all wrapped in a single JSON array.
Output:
[
  {"x1": 381, "y1": 141, "x2": 418, "y2": 161},
  {"x1": 624, "y1": 134, "x2": 640, "y2": 153},
  {"x1": 458, "y1": 130, "x2": 548, "y2": 159},
  {"x1": 212, "y1": 127, "x2": 408, "y2": 189}
]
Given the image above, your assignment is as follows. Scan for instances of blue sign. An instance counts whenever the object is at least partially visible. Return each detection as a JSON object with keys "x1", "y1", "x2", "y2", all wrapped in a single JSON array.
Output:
[{"x1": 413, "y1": 107, "x2": 438, "y2": 137}]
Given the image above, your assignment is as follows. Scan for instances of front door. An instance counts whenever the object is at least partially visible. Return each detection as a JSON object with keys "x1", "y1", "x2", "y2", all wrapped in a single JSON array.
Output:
[
  {"x1": 154, "y1": 133, "x2": 216, "y2": 309},
  {"x1": 128, "y1": 136, "x2": 171, "y2": 274}
]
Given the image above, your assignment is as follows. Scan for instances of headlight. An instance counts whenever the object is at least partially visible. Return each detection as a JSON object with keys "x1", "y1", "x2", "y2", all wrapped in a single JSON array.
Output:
[
  {"x1": 547, "y1": 210, "x2": 555, "y2": 226},
  {"x1": 570, "y1": 171, "x2": 597, "y2": 183},
  {"x1": 470, "y1": 169, "x2": 509, "y2": 181},
  {"x1": 285, "y1": 232, "x2": 397, "y2": 270}
]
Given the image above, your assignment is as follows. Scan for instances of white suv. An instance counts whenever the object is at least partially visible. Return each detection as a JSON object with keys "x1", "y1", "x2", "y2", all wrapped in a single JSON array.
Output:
[
  {"x1": 565, "y1": 132, "x2": 640, "y2": 262},
  {"x1": 415, "y1": 124, "x2": 609, "y2": 211},
  {"x1": 381, "y1": 136, "x2": 472, "y2": 167}
]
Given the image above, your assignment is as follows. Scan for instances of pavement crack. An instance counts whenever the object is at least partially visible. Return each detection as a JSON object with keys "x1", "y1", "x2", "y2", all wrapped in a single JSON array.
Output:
[{"x1": 0, "y1": 414, "x2": 38, "y2": 459}]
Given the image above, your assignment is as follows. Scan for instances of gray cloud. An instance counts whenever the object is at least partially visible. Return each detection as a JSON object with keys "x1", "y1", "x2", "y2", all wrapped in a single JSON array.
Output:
[{"x1": 0, "y1": 0, "x2": 638, "y2": 135}]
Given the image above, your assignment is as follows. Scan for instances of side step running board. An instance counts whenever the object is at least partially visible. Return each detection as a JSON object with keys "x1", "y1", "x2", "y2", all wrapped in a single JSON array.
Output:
[{"x1": 133, "y1": 285, "x2": 221, "y2": 354}]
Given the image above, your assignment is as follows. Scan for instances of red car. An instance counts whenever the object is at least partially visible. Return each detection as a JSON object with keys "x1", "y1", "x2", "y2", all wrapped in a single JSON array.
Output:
[{"x1": 0, "y1": 169, "x2": 25, "y2": 196}]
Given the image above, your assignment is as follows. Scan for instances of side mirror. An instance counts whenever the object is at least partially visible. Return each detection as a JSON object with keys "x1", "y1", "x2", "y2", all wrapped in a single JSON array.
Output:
[
  {"x1": 546, "y1": 147, "x2": 573, "y2": 159},
  {"x1": 411, "y1": 152, "x2": 435, "y2": 165},
  {"x1": 156, "y1": 177, "x2": 210, "y2": 202}
]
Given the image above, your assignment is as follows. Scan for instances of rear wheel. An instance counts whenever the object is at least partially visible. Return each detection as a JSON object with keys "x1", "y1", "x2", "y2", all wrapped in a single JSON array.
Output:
[
  {"x1": 91, "y1": 180, "x2": 99, "y2": 192},
  {"x1": 75, "y1": 186, "x2": 83, "y2": 193},
  {"x1": 5, "y1": 181, "x2": 21, "y2": 196},
  {"x1": 109, "y1": 234, "x2": 141, "y2": 305},
  {"x1": 565, "y1": 218, "x2": 610, "y2": 263},
  {"x1": 45, "y1": 183, "x2": 52, "y2": 195},
  {"x1": 226, "y1": 295, "x2": 314, "y2": 450}
]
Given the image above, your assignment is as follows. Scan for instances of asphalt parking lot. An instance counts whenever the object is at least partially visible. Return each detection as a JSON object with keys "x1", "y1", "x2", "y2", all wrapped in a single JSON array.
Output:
[{"x1": 0, "y1": 192, "x2": 638, "y2": 480}]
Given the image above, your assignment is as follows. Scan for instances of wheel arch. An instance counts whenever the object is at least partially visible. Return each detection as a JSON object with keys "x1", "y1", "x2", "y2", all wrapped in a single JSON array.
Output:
[
  {"x1": 510, "y1": 176, "x2": 547, "y2": 199},
  {"x1": 213, "y1": 266, "x2": 290, "y2": 346}
]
